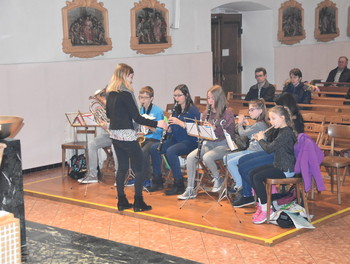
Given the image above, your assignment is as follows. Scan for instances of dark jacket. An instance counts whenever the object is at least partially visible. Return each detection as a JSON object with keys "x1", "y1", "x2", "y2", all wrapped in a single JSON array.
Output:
[
  {"x1": 258, "y1": 126, "x2": 296, "y2": 172},
  {"x1": 282, "y1": 82, "x2": 311, "y2": 104},
  {"x1": 244, "y1": 80, "x2": 275, "y2": 102},
  {"x1": 106, "y1": 91, "x2": 157, "y2": 130},
  {"x1": 326, "y1": 67, "x2": 350, "y2": 84}
]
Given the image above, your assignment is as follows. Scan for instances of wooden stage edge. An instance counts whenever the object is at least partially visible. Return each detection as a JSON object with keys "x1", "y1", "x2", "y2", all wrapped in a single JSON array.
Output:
[{"x1": 24, "y1": 188, "x2": 350, "y2": 247}]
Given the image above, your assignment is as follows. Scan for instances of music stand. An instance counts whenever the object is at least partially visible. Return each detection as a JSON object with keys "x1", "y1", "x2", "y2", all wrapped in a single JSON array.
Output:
[
  {"x1": 201, "y1": 126, "x2": 241, "y2": 223},
  {"x1": 65, "y1": 111, "x2": 99, "y2": 196},
  {"x1": 179, "y1": 118, "x2": 217, "y2": 209}
]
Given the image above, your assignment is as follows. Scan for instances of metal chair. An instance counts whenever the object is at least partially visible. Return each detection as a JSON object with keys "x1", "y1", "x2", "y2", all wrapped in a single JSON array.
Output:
[{"x1": 321, "y1": 124, "x2": 350, "y2": 204}]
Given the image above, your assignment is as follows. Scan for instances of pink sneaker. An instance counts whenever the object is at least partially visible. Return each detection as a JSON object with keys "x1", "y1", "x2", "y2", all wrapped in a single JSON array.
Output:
[
  {"x1": 252, "y1": 204, "x2": 262, "y2": 220},
  {"x1": 252, "y1": 209, "x2": 275, "y2": 224}
]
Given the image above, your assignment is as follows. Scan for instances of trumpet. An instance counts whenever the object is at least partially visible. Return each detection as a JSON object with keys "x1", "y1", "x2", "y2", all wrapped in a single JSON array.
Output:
[{"x1": 89, "y1": 87, "x2": 110, "y2": 133}]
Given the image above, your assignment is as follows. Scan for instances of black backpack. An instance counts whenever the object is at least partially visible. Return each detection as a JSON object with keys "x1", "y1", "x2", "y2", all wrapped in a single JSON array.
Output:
[{"x1": 68, "y1": 154, "x2": 87, "y2": 180}]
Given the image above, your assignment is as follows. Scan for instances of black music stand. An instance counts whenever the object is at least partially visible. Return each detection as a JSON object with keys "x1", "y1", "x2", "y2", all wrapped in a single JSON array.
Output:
[
  {"x1": 179, "y1": 119, "x2": 217, "y2": 209},
  {"x1": 65, "y1": 111, "x2": 99, "y2": 196},
  {"x1": 202, "y1": 125, "x2": 240, "y2": 222}
]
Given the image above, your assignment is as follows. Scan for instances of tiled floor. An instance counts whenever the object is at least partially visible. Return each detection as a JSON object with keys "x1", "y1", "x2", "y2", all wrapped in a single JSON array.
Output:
[{"x1": 25, "y1": 195, "x2": 350, "y2": 263}]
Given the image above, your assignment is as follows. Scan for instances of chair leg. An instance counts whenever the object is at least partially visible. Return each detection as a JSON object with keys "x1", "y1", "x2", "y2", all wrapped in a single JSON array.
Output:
[
  {"x1": 295, "y1": 183, "x2": 301, "y2": 205},
  {"x1": 342, "y1": 166, "x2": 348, "y2": 186},
  {"x1": 300, "y1": 182, "x2": 311, "y2": 222},
  {"x1": 311, "y1": 178, "x2": 315, "y2": 200},
  {"x1": 266, "y1": 182, "x2": 272, "y2": 224},
  {"x1": 336, "y1": 167, "x2": 342, "y2": 205},
  {"x1": 61, "y1": 148, "x2": 66, "y2": 180}
]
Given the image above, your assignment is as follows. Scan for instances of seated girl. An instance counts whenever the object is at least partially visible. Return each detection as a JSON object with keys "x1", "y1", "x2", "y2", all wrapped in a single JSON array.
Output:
[
  {"x1": 178, "y1": 85, "x2": 235, "y2": 200},
  {"x1": 225, "y1": 99, "x2": 268, "y2": 196}
]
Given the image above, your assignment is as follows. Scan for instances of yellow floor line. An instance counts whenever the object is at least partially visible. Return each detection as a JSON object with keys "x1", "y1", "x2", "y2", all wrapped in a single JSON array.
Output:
[
  {"x1": 24, "y1": 176, "x2": 62, "y2": 186},
  {"x1": 25, "y1": 189, "x2": 350, "y2": 245}
]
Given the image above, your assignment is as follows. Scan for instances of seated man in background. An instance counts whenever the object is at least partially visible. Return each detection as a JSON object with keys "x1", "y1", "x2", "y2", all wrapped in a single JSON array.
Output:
[
  {"x1": 244, "y1": 67, "x2": 275, "y2": 102},
  {"x1": 326, "y1": 56, "x2": 350, "y2": 85},
  {"x1": 282, "y1": 68, "x2": 311, "y2": 104}
]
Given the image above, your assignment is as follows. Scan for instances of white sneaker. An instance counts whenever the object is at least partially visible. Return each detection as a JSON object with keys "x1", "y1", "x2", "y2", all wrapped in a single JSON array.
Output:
[
  {"x1": 177, "y1": 187, "x2": 197, "y2": 200},
  {"x1": 212, "y1": 177, "x2": 223, "y2": 192},
  {"x1": 78, "y1": 176, "x2": 98, "y2": 184}
]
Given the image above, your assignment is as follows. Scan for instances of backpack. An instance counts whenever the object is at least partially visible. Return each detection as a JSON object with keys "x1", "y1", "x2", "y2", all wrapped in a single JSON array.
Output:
[
  {"x1": 276, "y1": 211, "x2": 294, "y2": 228},
  {"x1": 68, "y1": 154, "x2": 87, "y2": 180}
]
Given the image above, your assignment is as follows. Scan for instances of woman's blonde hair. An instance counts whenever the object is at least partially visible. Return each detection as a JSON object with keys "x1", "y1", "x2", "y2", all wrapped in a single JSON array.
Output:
[
  {"x1": 208, "y1": 85, "x2": 227, "y2": 118},
  {"x1": 269, "y1": 105, "x2": 297, "y2": 138},
  {"x1": 106, "y1": 63, "x2": 134, "y2": 93}
]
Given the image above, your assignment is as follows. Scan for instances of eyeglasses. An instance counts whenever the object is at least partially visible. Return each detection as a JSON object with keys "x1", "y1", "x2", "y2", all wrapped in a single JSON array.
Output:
[
  {"x1": 173, "y1": 94, "x2": 184, "y2": 98},
  {"x1": 255, "y1": 74, "x2": 264, "y2": 78},
  {"x1": 248, "y1": 108, "x2": 257, "y2": 112},
  {"x1": 138, "y1": 96, "x2": 150, "y2": 100}
]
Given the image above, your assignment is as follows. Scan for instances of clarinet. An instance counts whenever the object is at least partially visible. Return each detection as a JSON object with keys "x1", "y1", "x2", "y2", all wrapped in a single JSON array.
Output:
[
  {"x1": 157, "y1": 102, "x2": 178, "y2": 152},
  {"x1": 196, "y1": 104, "x2": 212, "y2": 159}
]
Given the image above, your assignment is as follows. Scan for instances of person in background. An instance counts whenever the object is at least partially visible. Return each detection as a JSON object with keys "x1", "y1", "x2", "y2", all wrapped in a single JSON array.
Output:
[
  {"x1": 245, "y1": 67, "x2": 275, "y2": 102},
  {"x1": 178, "y1": 85, "x2": 235, "y2": 200},
  {"x1": 282, "y1": 68, "x2": 311, "y2": 104},
  {"x1": 125, "y1": 86, "x2": 164, "y2": 189},
  {"x1": 106, "y1": 63, "x2": 167, "y2": 212},
  {"x1": 326, "y1": 56, "x2": 350, "y2": 84},
  {"x1": 149, "y1": 84, "x2": 200, "y2": 195},
  {"x1": 249, "y1": 105, "x2": 297, "y2": 224}
]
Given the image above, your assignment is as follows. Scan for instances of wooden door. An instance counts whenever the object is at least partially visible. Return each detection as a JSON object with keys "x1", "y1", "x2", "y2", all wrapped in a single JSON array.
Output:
[{"x1": 211, "y1": 14, "x2": 242, "y2": 95}]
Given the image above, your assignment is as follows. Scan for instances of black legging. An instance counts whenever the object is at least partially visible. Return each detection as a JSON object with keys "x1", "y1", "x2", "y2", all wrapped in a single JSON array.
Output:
[
  {"x1": 112, "y1": 139, "x2": 143, "y2": 197},
  {"x1": 249, "y1": 164, "x2": 286, "y2": 204}
]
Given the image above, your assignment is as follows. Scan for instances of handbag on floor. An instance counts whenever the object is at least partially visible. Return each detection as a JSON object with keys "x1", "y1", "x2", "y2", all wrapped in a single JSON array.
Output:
[{"x1": 68, "y1": 154, "x2": 87, "y2": 180}]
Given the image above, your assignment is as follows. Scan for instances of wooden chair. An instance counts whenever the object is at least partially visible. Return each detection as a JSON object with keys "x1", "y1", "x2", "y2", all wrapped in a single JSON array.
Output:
[
  {"x1": 265, "y1": 176, "x2": 311, "y2": 223},
  {"x1": 304, "y1": 123, "x2": 326, "y2": 146},
  {"x1": 321, "y1": 124, "x2": 350, "y2": 204},
  {"x1": 61, "y1": 127, "x2": 97, "y2": 179},
  {"x1": 302, "y1": 113, "x2": 325, "y2": 125}
]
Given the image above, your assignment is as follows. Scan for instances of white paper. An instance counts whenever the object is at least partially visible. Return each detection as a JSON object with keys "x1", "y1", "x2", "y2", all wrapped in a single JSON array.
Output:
[
  {"x1": 186, "y1": 122, "x2": 199, "y2": 137},
  {"x1": 224, "y1": 129, "x2": 238, "y2": 151},
  {"x1": 199, "y1": 125, "x2": 217, "y2": 140}
]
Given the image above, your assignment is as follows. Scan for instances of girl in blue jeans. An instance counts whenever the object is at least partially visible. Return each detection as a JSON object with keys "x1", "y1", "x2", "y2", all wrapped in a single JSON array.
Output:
[
  {"x1": 149, "y1": 84, "x2": 200, "y2": 195},
  {"x1": 225, "y1": 99, "x2": 268, "y2": 194}
]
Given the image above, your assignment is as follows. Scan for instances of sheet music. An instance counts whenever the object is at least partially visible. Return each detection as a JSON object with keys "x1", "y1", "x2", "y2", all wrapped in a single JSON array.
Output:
[
  {"x1": 185, "y1": 122, "x2": 199, "y2": 137},
  {"x1": 224, "y1": 129, "x2": 238, "y2": 151},
  {"x1": 198, "y1": 125, "x2": 217, "y2": 140}
]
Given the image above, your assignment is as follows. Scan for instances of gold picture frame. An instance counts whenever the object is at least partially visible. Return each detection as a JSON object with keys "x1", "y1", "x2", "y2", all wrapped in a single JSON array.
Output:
[
  {"x1": 130, "y1": 0, "x2": 172, "y2": 55},
  {"x1": 314, "y1": 0, "x2": 339, "y2": 42},
  {"x1": 62, "y1": 0, "x2": 112, "y2": 58},
  {"x1": 278, "y1": 0, "x2": 306, "y2": 45}
]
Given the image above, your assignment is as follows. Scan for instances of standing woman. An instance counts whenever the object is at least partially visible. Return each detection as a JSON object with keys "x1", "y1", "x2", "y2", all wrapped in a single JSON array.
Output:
[
  {"x1": 106, "y1": 63, "x2": 166, "y2": 212},
  {"x1": 149, "y1": 84, "x2": 200, "y2": 195},
  {"x1": 178, "y1": 85, "x2": 235, "y2": 200}
]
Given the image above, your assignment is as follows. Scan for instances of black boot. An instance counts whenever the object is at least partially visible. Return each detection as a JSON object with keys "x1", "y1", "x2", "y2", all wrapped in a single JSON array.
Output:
[
  {"x1": 165, "y1": 179, "x2": 185, "y2": 196},
  {"x1": 148, "y1": 176, "x2": 164, "y2": 192},
  {"x1": 133, "y1": 196, "x2": 152, "y2": 212},
  {"x1": 117, "y1": 195, "x2": 133, "y2": 211}
]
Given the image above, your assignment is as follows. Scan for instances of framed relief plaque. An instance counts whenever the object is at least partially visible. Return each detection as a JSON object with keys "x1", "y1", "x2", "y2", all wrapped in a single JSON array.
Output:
[
  {"x1": 314, "y1": 0, "x2": 339, "y2": 42},
  {"x1": 278, "y1": 0, "x2": 306, "y2": 45},
  {"x1": 130, "y1": 0, "x2": 172, "y2": 54},
  {"x1": 62, "y1": 0, "x2": 112, "y2": 58}
]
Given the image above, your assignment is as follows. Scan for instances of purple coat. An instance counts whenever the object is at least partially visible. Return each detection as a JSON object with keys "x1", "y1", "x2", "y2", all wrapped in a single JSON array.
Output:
[{"x1": 294, "y1": 133, "x2": 325, "y2": 192}]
